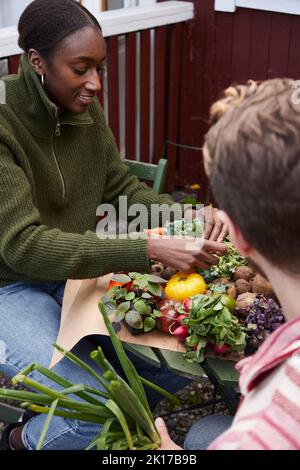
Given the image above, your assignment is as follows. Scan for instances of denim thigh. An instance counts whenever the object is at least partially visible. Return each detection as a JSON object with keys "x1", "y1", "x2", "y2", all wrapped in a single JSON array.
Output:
[
  {"x1": 0, "y1": 282, "x2": 108, "y2": 449},
  {"x1": 0, "y1": 282, "x2": 190, "y2": 449}
]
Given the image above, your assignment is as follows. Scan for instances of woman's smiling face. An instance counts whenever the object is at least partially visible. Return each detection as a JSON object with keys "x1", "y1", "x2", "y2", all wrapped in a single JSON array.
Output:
[{"x1": 33, "y1": 26, "x2": 106, "y2": 114}]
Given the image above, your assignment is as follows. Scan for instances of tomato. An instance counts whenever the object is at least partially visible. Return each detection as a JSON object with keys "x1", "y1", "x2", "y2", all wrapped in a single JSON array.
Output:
[
  {"x1": 220, "y1": 294, "x2": 236, "y2": 313},
  {"x1": 164, "y1": 272, "x2": 206, "y2": 302},
  {"x1": 107, "y1": 280, "x2": 132, "y2": 292}
]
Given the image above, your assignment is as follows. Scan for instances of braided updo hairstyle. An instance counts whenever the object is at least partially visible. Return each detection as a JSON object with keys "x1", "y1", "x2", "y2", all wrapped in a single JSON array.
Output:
[{"x1": 18, "y1": 0, "x2": 102, "y2": 62}]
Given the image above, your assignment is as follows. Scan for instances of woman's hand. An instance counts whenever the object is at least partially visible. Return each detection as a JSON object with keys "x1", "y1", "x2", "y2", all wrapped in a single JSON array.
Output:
[
  {"x1": 155, "y1": 417, "x2": 183, "y2": 450},
  {"x1": 147, "y1": 236, "x2": 227, "y2": 272},
  {"x1": 184, "y1": 206, "x2": 228, "y2": 242}
]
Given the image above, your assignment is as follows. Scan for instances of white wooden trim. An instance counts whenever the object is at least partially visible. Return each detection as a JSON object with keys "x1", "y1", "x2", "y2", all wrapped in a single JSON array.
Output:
[
  {"x1": 215, "y1": 0, "x2": 235, "y2": 13},
  {"x1": 0, "y1": 1, "x2": 194, "y2": 58},
  {"x1": 215, "y1": 0, "x2": 300, "y2": 15},
  {"x1": 98, "y1": 1, "x2": 193, "y2": 36}
]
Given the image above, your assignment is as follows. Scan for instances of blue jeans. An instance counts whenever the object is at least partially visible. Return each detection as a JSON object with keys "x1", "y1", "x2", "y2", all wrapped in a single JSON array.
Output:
[
  {"x1": 184, "y1": 414, "x2": 233, "y2": 450},
  {"x1": 0, "y1": 281, "x2": 189, "y2": 450}
]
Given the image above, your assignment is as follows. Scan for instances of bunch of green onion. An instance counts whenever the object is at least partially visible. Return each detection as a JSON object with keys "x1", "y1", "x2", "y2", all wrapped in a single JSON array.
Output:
[{"x1": 0, "y1": 301, "x2": 180, "y2": 450}]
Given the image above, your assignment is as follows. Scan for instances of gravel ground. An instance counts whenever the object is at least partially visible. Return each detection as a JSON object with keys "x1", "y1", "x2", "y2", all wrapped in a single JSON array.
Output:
[
  {"x1": 152, "y1": 377, "x2": 230, "y2": 447},
  {"x1": 0, "y1": 373, "x2": 230, "y2": 447}
]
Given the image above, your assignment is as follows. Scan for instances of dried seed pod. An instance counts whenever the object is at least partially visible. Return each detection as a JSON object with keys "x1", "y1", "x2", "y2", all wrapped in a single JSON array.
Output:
[{"x1": 150, "y1": 262, "x2": 164, "y2": 275}]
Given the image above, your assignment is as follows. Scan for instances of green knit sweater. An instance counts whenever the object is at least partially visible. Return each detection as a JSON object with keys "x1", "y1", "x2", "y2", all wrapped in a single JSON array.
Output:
[{"x1": 0, "y1": 55, "x2": 174, "y2": 286}]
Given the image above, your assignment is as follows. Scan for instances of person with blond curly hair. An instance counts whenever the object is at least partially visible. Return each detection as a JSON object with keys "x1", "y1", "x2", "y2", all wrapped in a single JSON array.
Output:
[
  {"x1": 156, "y1": 78, "x2": 300, "y2": 450},
  {"x1": 0, "y1": 0, "x2": 229, "y2": 450}
]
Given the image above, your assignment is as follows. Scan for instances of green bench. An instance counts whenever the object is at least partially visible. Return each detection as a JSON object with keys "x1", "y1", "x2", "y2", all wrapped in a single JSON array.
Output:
[
  {"x1": 125, "y1": 342, "x2": 240, "y2": 415},
  {"x1": 123, "y1": 158, "x2": 168, "y2": 194}
]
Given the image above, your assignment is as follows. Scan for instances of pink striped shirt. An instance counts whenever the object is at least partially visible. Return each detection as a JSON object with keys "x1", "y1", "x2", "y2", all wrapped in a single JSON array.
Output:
[{"x1": 208, "y1": 316, "x2": 300, "y2": 450}]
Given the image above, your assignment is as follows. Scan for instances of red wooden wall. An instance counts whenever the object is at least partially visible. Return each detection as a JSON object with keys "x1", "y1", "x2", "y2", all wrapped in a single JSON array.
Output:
[
  {"x1": 167, "y1": 0, "x2": 300, "y2": 202},
  {"x1": 6, "y1": 2, "x2": 300, "y2": 201}
]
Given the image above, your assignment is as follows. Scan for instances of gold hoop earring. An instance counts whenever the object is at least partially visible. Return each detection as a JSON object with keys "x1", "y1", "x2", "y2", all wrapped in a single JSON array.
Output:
[{"x1": 41, "y1": 74, "x2": 45, "y2": 87}]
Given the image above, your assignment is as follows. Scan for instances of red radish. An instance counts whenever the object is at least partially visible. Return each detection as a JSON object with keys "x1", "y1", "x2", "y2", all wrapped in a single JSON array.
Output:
[
  {"x1": 211, "y1": 343, "x2": 230, "y2": 355},
  {"x1": 176, "y1": 314, "x2": 188, "y2": 325},
  {"x1": 171, "y1": 325, "x2": 188, "y2": 342},
  {"x1": 158, "y1": 299, "x2": 182, "y2": 312},
  {"x1": 183, "y1": 298, "x2": 191, "y2": 313},
  {"x1": 156, "y1": 308, "x2": 179, "y2": 333}
]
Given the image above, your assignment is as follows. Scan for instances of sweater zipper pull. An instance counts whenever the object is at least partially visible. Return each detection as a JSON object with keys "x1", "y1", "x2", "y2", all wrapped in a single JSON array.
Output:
[{"x1": 55, "y1": 121, "x2": 61, "y2": 136}]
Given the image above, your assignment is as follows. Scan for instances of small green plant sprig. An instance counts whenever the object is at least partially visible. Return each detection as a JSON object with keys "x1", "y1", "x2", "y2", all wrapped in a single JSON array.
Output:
[{"x1": 103, "y1": 272, "x2": 167, "y2": 333}]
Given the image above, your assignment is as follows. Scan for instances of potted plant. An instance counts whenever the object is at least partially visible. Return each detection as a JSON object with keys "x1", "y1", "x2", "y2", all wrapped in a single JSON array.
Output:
[{"x1": 103, "y1": 272, "x2": 167, "y2": 334}]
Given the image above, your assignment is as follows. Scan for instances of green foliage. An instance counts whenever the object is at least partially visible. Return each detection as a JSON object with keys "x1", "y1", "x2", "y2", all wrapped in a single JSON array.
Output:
[
  {"x1": 106, "y1": 272, "x2": 166, "y2": 333},
  {"x1": 200, "y1": 241, "x2": 247, "y2": 282},
  {"x1": 184, "y1": 294, "x2": 247, "y2": 363},
  {"x1": 166, "y1": 218, "x2": 204, "y2": 237}
]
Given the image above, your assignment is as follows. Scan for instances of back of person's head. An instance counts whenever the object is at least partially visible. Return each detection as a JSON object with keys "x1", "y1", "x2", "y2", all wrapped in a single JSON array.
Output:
[
  {"x1": 204, "y1": 78, "x2": 300, "y2": 275},
  {"x1": 18, "y1": 0, "x2": 101, "y2": 62}
]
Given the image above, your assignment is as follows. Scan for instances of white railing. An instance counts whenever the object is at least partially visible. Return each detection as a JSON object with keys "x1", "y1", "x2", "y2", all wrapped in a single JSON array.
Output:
[
  {"x1": 215, "y1": 0, "x2": 300, "y2": 15},
  {"x1": 0, "y1": 0, "x2": 194, "y2": 178},
  {"x1": 0, "y1": 1, "x2": 194, "y2": 58}
]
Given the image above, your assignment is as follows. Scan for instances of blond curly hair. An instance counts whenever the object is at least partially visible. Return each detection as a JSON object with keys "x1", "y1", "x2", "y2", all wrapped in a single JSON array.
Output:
[{"x1": 203, "y1": 78, "x2": 300, "y2": 273}]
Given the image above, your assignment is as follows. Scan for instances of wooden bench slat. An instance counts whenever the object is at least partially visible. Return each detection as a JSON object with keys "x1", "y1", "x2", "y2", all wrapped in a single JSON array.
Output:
[
  {"x1": 0, "y1": 402, "x2": 23, "y2": 423},
  {"x1": 124, "y1": 343, "x2": 161, "y2": 368},
  {"x1": 204, "y1": 358, "x2": 239, "y2": 387},
  {"x1": 156, "y1": 349, "x2": 205, "y2": 379}
]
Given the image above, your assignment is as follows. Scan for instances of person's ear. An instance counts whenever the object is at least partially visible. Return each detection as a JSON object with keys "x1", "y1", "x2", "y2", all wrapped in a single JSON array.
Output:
[
  {"x1": 27, "y1": 49, "x2": 47, "y2": 77},
  {"x1": 217, "y1": 210, "x2": 253, "y2": 257}
]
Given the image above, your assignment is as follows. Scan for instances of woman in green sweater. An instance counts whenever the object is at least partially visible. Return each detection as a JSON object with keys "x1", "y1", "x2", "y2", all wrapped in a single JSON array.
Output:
[{"x1": 0, "y1": 0, "x2": 226, "y2": 450}]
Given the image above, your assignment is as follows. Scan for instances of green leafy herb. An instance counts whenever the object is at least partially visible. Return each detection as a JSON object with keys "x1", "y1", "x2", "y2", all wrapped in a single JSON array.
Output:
[
  {"x1": 166, "y1": 218, "x2": 204, "y2": 238},
  {"x1": 184, "y1": 294, "x2": 247, "y2": 363},
  {"x1": 199, "y1": 241, "x2": 247, "y2": 282}
]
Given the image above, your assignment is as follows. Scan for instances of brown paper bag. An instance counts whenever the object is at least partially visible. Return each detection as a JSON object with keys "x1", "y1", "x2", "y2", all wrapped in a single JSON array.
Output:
[{"x1": 50, "y1": 275, "x2": 184, "y2": 368}]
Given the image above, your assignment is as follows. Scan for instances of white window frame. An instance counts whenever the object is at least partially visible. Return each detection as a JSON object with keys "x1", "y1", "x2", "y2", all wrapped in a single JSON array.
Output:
[{"x1": 215, "y1": 0, "x2": 300, "y2": 15}]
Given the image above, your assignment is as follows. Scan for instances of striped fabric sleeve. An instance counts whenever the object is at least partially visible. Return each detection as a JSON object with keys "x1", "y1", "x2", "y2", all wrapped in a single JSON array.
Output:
[{"x1": 208, "y1": 356, "x2": 300, "y2": 450}]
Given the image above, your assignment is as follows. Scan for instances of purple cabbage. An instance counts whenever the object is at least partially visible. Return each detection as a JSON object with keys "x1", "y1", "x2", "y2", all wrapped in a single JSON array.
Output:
[{"x1": 245, "y1": 295, "x2": 285, "y2": 343}]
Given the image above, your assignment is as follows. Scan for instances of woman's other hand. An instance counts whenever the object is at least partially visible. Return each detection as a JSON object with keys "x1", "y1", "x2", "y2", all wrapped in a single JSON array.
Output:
[
  {"x1": 155, "y1": 417, "x2": 183, "y2": 450},
  {"x1": 184, "y1": 206, "x2": 229, "y2": 242}
]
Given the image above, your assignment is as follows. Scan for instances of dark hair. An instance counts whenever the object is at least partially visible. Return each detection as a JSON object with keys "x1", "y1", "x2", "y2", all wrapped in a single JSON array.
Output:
[
  {"x1": 204, "y1": 78, "x2": 300, "y2": 274},
  {"x1": 18, "y1": 0, "x2": 102, "y2": 61}
]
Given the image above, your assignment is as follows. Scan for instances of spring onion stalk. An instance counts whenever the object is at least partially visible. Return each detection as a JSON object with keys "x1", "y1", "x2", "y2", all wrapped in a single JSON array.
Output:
[
  {"x1": 18, "y1": 362, "x2": 107, "y2": 404},
  {"x1": 109, "y1": 380, "x2": 160, "y2": 445},
  {"x1": 36, "y1": 399, "x2": 59, "y2": 450},
  {"x1": 105, "y1": 399, "x2": 133, "y2": 450},
  {"x1": 98, "y1": 301, "x2": 151, "y2": 417},
  {"x1": 28, "y1": 405, "x2": 108, "y2": 424},
  {"x1": 94, "y1": 418, "x2": 115, "y2": 450},
  {"x1": 0, "y1": 301, "x2": 177, "y2": 450},
  {"x1": 139, "y1": 376, "x2": 181, "y2": 406},
  {"x1": 0, "y1": 388, "x2": 110, "y2": 416},
  {"x1": 53, "y1": 343, "x2": 110, "y2": 393}
]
